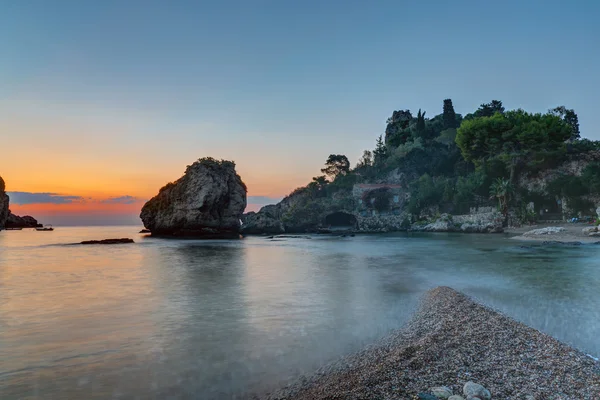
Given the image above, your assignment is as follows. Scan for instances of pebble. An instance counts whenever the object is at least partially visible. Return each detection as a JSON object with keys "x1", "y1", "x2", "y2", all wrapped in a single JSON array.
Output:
[
  {"x1": 430, "y1": 386, "x2": 453, "y2": 399},
  {"x1": 463, "y1": 381, "x2": 491, "y2": 400},
  {"x1": 418, "y1": 393, "x2": 439, "y2": 400},
  {"x1": 448, "y1": 396, "x2": 465, "y2": 400}
]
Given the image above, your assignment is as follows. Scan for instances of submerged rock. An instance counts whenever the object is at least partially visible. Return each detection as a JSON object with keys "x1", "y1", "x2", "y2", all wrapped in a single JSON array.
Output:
[
  {"x1": 140, "y1": 158, "x2": 247, "y2": 238},
  {"x1": 80, "y1": 238, "x2": 134, "y2": 245}
]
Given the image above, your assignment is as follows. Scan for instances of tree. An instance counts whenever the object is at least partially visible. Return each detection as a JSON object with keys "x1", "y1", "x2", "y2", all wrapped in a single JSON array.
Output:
[
  {"x1": 415, "y1": 109, "x2": 427, "y2": 139},
  {"x1": 443, "y1": 99, "x2": 458, "y2": 129},
  {"x1": 489, "y1": 177, "x2": 513, "y2": 218},
  {"x1": 455, "y1": 112, "x2": 513, "y2": 164},
  {"x1": 549, "y1": 106, "x2": 580, "y2": 141},
  {"x1": 472, "y1": 100, "x2": 505, "y2": 118},
  {"x1": 373, "y1": 135, "x2": 388, "y2": 166},
  {"x1": 355, "y1": 150, "x2": 373, "y2": 169},
  {"x1": 307, "y1": 175, "x2": 329, "y2": 197},
  {"x1": 321, "y1": 154, "x2": 350, "y2": 179},
  {"x1": 0, "y1": 175, "x2": 5, "y2": 193}
]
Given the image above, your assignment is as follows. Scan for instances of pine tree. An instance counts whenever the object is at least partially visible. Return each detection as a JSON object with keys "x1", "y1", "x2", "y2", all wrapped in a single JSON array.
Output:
[
  {"x1": 443, "y1": 99, "x2": 457, "y2": 129},
  {"x1": 415, "y1": 109, "x2": 426, "y2": 138},
  {"x1": 373, "y1": 135, "x2": 387, "y2": 166}
]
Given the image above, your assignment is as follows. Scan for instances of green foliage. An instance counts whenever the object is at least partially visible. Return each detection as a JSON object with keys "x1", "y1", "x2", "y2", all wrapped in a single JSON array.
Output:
[
  {"x1": 550, "y1": 106, "x2": 580, "y2": 140},
  {"x1": 373, "y1": 135, "x2": 388, "y2": 166},
  {"x1": 415, "y1": 109, "x2": 427, "y2": 139},
  {"x1": 328, "y1": 173, "x2": 358, "y2": 193},
  {"x1": 516, "y1": 203, "x2": 538, "y2": 224},
  {"x1": 489, "y1": 178, "x2": 513, "y2": 216},
  {"x1": 435, "y1": 128, "x2": 457, "y2": 146},
  {"x1": 569, "y1": 139, "x2": 600, "y2": 154},
  {"x1": 456, "y1": 113, "x2": 513, "y2": 163},
  {"x1": 362, "y1": 188, "x2": 391, "y2": 212},
  {"x1": 581, "y1": 163, "x2": 600, "y2": 194},
  {"x1": 355, "y1": 150, "x2": 373, "y2": 169},
  {"x1": 321, "y1": 154, "x2": 350, "y2": 179},
  {"x1": 443, "y1": 99, "x2": 458, "y2": 129},
  {"x1": 406, "y1": 174, "x2": 452, "y2": 215}
]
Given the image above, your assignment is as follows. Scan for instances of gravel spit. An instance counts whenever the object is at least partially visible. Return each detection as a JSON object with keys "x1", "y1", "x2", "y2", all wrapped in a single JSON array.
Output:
[{"x1": 254, "y1": 287, "x2": 600, "y2": 400}]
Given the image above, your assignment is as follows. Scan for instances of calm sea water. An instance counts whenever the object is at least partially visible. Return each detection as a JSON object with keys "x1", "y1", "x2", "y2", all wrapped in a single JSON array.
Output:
[{"x1": 1, "y1": 227, "x2": 599, "y2": 399}]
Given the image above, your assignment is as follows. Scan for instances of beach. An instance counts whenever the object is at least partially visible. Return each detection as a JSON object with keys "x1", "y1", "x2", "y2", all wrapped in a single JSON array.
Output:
[
  {"x1": 258, "y1": 287, "x2": 600, "y2": 400},
  {"x1": 507, "y1": 222, "x2": 600, "y2": 244}
]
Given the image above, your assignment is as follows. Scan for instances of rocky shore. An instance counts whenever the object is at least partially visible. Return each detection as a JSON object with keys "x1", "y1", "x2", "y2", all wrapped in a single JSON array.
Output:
[
  {"x1": 508, "y1": 223, "x2": 600, "y2": 244},
  {"x1": 256, "y1": 287, "x2": 599, "y2": 400}
]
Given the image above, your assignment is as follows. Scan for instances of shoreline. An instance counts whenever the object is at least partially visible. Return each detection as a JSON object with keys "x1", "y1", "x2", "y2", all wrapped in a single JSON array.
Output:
[
  {"x1": 254, "y1": 287, "x2": 600, "y2": 400},
  {"x1": 506, "y1": 222, "x2": 600, "y2": 244}
]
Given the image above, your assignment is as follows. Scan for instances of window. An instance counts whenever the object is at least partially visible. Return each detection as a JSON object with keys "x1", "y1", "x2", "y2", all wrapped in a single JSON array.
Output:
[{"x1": 393, "y1": 195, "x2": 399, "y2": 203}]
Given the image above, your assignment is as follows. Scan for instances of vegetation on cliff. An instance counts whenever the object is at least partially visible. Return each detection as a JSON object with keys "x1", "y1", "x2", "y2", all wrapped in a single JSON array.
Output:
[{"x1": 276, "y1": 99, "x2": 599, "y2": 227}]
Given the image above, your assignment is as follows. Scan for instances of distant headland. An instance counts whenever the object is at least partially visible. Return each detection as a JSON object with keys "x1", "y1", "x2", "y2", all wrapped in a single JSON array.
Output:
[{"x1": 241, "y1": 100, "x2": 600, "y2": 235}]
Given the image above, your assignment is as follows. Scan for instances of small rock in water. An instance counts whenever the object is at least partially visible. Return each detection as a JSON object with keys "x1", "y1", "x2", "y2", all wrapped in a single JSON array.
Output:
[
  {"x1": 418, "y1": 393, "x2": 439, "y2": 400},
  {"x1": 430, "y1": 386, "x2": 453, "y2": 399},
  {"x1": 80, "y1": 238, "x2": 134, "y2": 245},
  {"x1": 448, "y1": 396, "x2": 465, "y2": 400},
  {"x1": 463, "y1": 381, "x2": 491, "y2": 400}
]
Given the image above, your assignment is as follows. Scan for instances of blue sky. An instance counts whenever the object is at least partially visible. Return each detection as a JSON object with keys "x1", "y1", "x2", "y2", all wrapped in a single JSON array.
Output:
[{"x1": 1, "y1": 0, "x2": 599, "y2": 223}]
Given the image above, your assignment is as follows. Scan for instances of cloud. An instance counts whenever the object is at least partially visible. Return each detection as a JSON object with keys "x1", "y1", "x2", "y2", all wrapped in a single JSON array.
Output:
[
  {"x1": 100, "y1": 195, "x2": 142, "y2": 204},
  {"x1": 247, "y1": 196, "x2": 282, "y2": 206},
  {"x1": 7, "y1": 192, "x2": 84, "y2": 205}
]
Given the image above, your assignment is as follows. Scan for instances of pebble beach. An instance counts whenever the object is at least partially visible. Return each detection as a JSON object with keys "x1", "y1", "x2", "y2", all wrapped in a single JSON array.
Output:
[{"x1": 256, "y1": 287, "x2": 600, "y2": 400}]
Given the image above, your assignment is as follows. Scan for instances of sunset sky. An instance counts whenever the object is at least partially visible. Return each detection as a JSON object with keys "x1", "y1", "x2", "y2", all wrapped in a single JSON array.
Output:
[{"x1": 2, "y1": 0, "x2": 599, "y2": 225}]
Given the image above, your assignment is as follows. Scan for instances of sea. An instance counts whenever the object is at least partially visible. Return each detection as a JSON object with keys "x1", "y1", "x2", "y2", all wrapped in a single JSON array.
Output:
[{"x1": 1, "y1": 226, "x2": 599, "y2": 399}]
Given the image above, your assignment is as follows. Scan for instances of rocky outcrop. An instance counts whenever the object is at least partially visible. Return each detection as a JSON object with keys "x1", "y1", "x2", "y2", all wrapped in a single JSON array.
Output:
[
  {"x1": 80, "y1": 238, "x2": 134, "y2": 245},
  {"x1": 241, "y1": 205, "x2": 285, "y2": 234},
  {"x1": 5, "y1": 213, "x2": 42, "y2": 228},
  {"x1": 140, "y1": 158, "x2": 247, "y2": 238},
  {"x1": 0, "y1": 176, "x2": 8, "y2": 230},
  {"x1": 412, "y1": 213, "x2": 504, "y2": 233}
]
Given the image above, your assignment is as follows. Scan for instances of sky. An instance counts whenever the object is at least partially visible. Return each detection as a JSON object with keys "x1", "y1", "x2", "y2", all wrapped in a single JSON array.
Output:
[{"x1": 1, "y1": 0, "x2": 599, "y2": 225}]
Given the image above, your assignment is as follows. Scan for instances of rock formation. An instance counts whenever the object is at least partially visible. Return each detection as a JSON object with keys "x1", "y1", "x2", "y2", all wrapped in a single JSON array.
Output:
[
  {"x1": 140, "y1": 158, "x2": 247, "y2": 238},
  {"x1": 5, "y1": 213, "x2": 42, "y2": 228},
  {"x1": 241, "y1": 205, "x2": 285, "y2": 234},
  {"x1": 0, "y1": 176, "x2": 8, "y2": 230}
]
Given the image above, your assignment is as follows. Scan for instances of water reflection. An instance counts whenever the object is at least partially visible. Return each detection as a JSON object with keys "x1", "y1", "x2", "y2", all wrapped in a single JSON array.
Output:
[{"x1": 1, "y1": 229, "x2": 600, "y2": 400}]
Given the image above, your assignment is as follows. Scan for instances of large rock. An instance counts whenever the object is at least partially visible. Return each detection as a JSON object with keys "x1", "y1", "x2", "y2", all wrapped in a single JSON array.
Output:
[
  {"x1": 140, "y1": 158, "x2": 247, "y2": 238},
  {"x1": 241, "y1": 205, "x2": 285, "y2": 234},
  {"x1": 5, "y1": 213, "x2": 42, "y2": 228},
  {"x1": 0, "y1": 176, "x2": 8, "y2": 230}
]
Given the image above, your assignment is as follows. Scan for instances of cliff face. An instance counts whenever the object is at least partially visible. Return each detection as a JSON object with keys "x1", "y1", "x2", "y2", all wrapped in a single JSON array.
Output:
[
  {"x1": 0, "y1": 176, "x2": 9, "y2": 230},
  {"x1": 140, "y1": 158, "x2": 247, "y2": 238},
  {"x1": 0, "y1": 193, "x2": 8, "y2": 230}
]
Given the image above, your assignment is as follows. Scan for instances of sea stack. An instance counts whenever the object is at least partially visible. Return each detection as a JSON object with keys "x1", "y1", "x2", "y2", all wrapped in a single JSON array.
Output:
[
  {"x1": 140, "y1": 157, "x2": 247, "y2": 238},
  {"x1": 0, "y1": 176, "x2": 9, "y2": 230}
]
